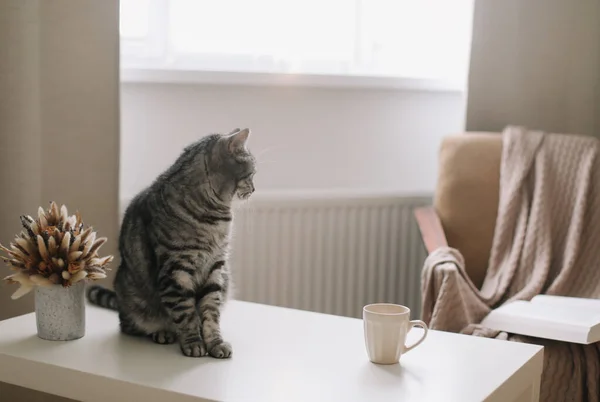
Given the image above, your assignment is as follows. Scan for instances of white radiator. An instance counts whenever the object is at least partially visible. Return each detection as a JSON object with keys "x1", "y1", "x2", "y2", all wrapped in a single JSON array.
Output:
[{"x1": 229, "y1": 191, "x2": 431, "y2": 319}]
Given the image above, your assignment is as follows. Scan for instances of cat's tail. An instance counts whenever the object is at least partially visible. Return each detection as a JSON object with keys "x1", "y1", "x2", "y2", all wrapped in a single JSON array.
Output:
[{"x1": 87, "y1": 285, "x2": 118, "y2": 310}]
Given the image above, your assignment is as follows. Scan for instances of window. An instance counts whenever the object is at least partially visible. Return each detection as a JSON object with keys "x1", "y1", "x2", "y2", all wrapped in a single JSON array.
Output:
[{"x1": 120, "y1": 0, "x2": 474, "y2": 89}]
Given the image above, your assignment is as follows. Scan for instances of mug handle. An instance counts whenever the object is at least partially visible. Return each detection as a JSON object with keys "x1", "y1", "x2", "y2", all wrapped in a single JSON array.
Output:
[{"x1": 403, "y1": 320, "x2": 429, "y2": 353}]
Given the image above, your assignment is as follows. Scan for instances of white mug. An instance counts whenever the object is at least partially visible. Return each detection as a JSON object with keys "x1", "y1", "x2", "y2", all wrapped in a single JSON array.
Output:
[{"x1": 363, "y1": 303, "x2": 428, "y2": 365}]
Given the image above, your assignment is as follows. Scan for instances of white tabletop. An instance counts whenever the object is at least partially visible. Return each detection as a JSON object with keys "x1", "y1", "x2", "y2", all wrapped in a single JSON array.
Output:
[{"x1": 0, "y1": 300, "x2": 543, "y2": 402}]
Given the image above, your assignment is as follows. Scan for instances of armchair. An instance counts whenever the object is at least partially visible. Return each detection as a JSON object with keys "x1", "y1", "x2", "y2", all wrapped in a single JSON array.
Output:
[
  {"x1": 414, "y1": 132, "x2": 502, "y2": 289},
  {"x1": 414, "y1": 129, "x2": 600, "y2": 401}
]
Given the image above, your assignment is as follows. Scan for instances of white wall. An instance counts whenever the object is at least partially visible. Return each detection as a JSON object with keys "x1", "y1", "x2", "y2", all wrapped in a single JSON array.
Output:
[{"x1": 120, "y1": 82, "x2": 466, "y2": 200}]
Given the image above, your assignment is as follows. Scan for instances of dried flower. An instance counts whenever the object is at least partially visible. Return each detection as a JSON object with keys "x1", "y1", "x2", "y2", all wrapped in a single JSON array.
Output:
[{"x1": 1, "y1": 202, "x2": 114, "y2": 299}]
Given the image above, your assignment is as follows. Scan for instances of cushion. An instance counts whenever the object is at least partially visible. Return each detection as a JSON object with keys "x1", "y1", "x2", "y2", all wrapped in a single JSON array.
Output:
[{"x1": 433, "y1": 132, "x2": 502, "y2": 289}]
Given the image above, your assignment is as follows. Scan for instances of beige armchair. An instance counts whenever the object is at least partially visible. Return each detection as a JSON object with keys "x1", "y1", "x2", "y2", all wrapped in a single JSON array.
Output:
[
  {"x1": 413, "y1": 131, "x2": 600, "y2": 401},
  {"x1": 414, "y1": 132, "x2": 502, "y2": 289}
]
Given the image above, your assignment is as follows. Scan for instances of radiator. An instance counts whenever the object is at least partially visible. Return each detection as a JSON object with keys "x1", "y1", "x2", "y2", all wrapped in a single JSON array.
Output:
[{"x1": 229, "y1": 191, "x2": 431, "y2": 320}]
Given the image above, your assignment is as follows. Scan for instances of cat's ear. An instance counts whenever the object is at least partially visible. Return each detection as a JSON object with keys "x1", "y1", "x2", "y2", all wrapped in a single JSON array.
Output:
[
  {"x1": 227, "y1": 128, "x2": 250, "y2": 152},
  {"x1": 227, "y1": 128, "x2": 241, "y2": 135}
]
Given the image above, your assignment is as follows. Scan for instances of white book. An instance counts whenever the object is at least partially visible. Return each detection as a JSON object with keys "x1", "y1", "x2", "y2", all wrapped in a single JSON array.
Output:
[{"x1": 480, "y1": 295, "x2": 600, "y2": 344}]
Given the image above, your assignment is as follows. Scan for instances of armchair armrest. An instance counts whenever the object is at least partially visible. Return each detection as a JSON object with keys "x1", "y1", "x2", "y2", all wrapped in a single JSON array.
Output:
[{"x1": 414, "y1": 206, "x2": 448, "y2": 253}]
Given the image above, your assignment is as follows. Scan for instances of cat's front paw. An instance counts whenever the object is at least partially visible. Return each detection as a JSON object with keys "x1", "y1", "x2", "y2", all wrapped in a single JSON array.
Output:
[
  {"x1": 209, "y1": 341, "x2": 232, "y2": 359},
  {"x1": 180, "y1": 340, "x2": 207, "y2": 357}
]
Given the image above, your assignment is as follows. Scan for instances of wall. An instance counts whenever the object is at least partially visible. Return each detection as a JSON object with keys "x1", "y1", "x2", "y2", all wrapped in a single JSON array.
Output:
[
  {"x1": 120, "y1": 83, "x2": 466, "y2": 200},
  {"x1": 466, "y1": 0, "x2": 600, "y2": 137},
  {"x1": 0, "y1": 0, "x2": 44, "y2": 321},
  {"x1": 0, "y1": 0, "x2": 120, "y2": 398},
  {"x1": 0, "y1": 0, "x2": 120, "y2": 321}
]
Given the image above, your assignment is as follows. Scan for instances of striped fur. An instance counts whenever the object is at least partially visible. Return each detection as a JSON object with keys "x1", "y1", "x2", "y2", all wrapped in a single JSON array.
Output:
[
  {"x1": 87, "y1": 128, "x2": 256, "y2": 358},
  {"x1": 87, "y1": 285, "x2": 118, "y2": 310}
]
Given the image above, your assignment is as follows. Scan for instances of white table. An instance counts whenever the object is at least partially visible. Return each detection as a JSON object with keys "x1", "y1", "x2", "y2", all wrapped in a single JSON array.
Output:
[{"x1": 0, "y1": 300, "x2": 543, "y2": 402}]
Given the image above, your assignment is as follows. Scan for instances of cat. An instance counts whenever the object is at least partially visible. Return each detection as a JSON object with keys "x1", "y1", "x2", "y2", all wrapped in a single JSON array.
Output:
[{"x1": 87, "y1": 128, "x2": 256, "y2": 358}]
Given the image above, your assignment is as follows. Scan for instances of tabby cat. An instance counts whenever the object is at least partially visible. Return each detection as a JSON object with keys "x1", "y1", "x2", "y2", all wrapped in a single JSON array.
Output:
[{"x1": 87, "y1": 128, "x2": 256, "y2": 358}]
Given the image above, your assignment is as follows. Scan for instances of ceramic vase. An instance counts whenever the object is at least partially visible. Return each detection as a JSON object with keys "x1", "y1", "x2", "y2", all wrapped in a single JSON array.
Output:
[{"x1": 34, "y1": 281, "x2": 86, "y2": 341}]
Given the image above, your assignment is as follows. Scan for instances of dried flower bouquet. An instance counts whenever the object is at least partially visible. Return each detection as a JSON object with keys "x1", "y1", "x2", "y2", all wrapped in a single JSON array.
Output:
[{"x1": 1, "y1": 201, "x2": 114, "y2": 299}]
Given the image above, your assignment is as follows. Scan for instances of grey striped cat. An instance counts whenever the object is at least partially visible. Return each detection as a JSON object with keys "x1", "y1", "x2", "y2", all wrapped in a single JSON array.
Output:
[{"x1": 87, "y1": 128, "x2": 256, "y2": 358}]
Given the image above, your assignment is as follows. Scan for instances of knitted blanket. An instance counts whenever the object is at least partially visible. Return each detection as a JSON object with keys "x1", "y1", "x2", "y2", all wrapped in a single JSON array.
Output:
[{"x1": 421, "y1": 126, "x2": 600, "y2": 401}]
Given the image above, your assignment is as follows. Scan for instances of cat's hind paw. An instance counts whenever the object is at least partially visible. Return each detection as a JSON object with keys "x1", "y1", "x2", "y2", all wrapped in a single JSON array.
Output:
[{"x1": 151, "y1": 330, "x2": 177, "y2": 345}]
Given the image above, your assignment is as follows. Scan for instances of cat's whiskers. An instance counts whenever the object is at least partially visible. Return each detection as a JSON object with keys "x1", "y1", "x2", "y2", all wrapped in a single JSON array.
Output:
[{"x1": 252, "y1": 144, "x2": 285, "y2": 158}]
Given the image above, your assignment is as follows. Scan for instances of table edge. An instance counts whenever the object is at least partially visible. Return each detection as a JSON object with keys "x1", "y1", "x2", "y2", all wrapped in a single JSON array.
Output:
[{"x1": 483, "y1": 345, "x2": 544, "y2": 402}]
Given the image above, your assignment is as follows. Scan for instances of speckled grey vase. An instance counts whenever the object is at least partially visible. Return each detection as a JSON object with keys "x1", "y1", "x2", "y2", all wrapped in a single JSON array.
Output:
[{"x1": 34, "y1": 281, "x2": 86, "y2": 341}]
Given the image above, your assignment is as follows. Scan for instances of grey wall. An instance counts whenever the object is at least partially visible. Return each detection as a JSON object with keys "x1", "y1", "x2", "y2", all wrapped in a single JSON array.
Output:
[
  {"x1": 466, "y1": 0, "x2": 600, "y2": 137},
  {"x1": 0, "y1": 0, "x2": 120, "y2": 399}
]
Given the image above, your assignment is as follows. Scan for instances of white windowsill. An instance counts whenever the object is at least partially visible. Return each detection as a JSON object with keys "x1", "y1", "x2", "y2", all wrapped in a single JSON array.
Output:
[{"x1": 120, "y1": 68, "x2": 465, "y2": 93}]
